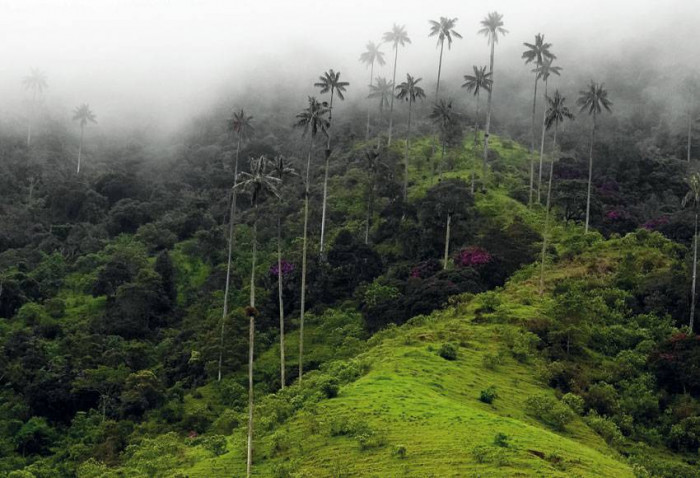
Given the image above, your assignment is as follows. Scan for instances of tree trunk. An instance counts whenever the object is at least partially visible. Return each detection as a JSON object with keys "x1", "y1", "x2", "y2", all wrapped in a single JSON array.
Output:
[
  {"x1": 443, "y1": 213, "x2": 451, "y2": 270},
  {"x1": 366, "y1": 62, "x2": 374, "y2": 141},
  {"x1": 691, "y1": 211, "x2": 698, "y2": 331},
  {"x1": 482, "y1": 40, "x2": 496, "y2": 179},
  {"x1": 539, "y1": 121, "x2": 558, "y2": 295},
  {"x1": 472, "y1": 93, "x2": 480, "y2": 194},
  {"x1": 277, "y1": 211, "x2": 285, "y2": 389},
  {"x1": 688, "y1": 95, "x2": 694, "y2": 162},
  {"x1": 529, "y1": 75, "x2": 539, "y2": 205},
  {"x1": 365, "y1": 168, "x2": 374, "y2": 244},
  {"x1": 584, "y1": 112, "x2": 596, "y2": 234},
  {"x1": 218, "y1": 136, "x2": 242, "y2": 382},
  {"x1": 536, "y1": 78, "x2": 549, "y2": 203},
  {"x1": 438, "y1": 140, "x2": 446, "y2": 178},
  {"x1": 246, "y1": 201, "x2": 258, "y2": 478},
  {"x1": 77, "y1": 124, "x2": 84, "y2": 174},
  {"x1": 403, "y1": 98, "x2": 412, "y2": 202},
  {"x1": 388, "y1": 46, "x2": 399, "y2": 146},
  {"x1": 320, "y1": 91, "x2": 335, "y2": 257},
  {"x1": 299, "y1": 135, "x2": 313, "y2": 383},
  {"x1": 435, "y1": 41, "x2": 444, "y2": 99}
]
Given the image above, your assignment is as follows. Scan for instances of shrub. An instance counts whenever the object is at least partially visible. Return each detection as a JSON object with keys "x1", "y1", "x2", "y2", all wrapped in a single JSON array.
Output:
[
  {"x1": 562, "y1": 393, "x2": 585, "y2": 415},
  {"x1": 480, "y1": 386, "x2": 498, "y2": 405},
  {"x1": 493, "y1": 432, "x2": 510, "y2": 448},
  {"x1": 482, "y1": 353, "x2": 502, "y2": 370},
  {"x1": 394, "y1": 444, "x2": 407, "y2": 458},
  {"x1": 318, "y1": 376, "x2": 340, "y2": 398},
  {"x1": 438, "y1": 343, "x2": 458, "y2": 361},
  {"x1": 525, "y1": 395, "x2": 575, "y2": 431},
  {"x1": 668, "y1": 416, "x2": 700, "y2": 452},
  {"x1": 585, "y1": 412, "x2": 624, "y2": 446}
]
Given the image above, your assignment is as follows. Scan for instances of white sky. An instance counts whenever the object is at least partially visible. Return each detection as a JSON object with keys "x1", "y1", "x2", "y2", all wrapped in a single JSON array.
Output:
[{"x1": 0, "y1": 0, "x2": 696, "y2": 131}]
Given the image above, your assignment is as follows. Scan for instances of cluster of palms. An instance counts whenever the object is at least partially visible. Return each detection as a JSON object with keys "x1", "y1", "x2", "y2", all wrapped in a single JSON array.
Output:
[{"x1": 22, "y1": 68, "x2": 97, "y2": 174}]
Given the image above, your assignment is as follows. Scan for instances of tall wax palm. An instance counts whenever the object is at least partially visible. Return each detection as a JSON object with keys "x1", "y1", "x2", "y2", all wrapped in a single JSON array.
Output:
[
  {"x1": 314, "y1": 69, "x2": 349, "y2": 257},
  {"x1": 360, "y1": 42, "x2": 386, "y2": 140},
  {"x1": 72, "y1": 104, "x2": 97, "y2": 174},
  {"x1": 534, "y1": 58, "x2": 562, "y2": 203},
  {"x1": 684, "y1": 77, "x2": 698, "y2": 162},
  {"x1": 294, "y1": 97, "x2": 329, "y2": 382},
  {"x1": 396, "y1": 74, "x2": 426, "y2": 201},
  {"x1": 270, "y1": 155, "x2": 296, "y2": 389},
  {"x1": 382, "y1": 24, "x2": 411, "y2": 146},
  {"x1": 522, "y1": 34, "x2": 555, "y2": 204},
  {"x1": 364, "y1": 149, "x2": 387, "y2": 244},
  {"x1": 683, "y1": 172, "x2": 700, "y2": 331},
  {"x1": 462, "y1": 66, "x2": 492, "y2": 192},
  {"x1": 429, "y1": 99, "x2": 457, "y2": 178},
  {"x1": 218, "y1": 109, "x2": 254, "y2": 383},
  {"x1": 577, "y1": 81, "x2": 612, "y2": 233},
  {"x1": 478, "y1": 11, "x2": 507, "y2": 178},
  {"x1": 234, "y1": 156, "x2": 281, "y2": 478},
  {"x1": 428, "y1": 17, "x2": 462, "y2": 99},
  {"x1": 539, "y1": 90, "x2": 574, "y2": 294},
  {"x1": 368, "y1": 77, "x2": 394, "y2": 125},
  {"x1": 22, "y1": 68, "x2": 48, "y2": 147}
]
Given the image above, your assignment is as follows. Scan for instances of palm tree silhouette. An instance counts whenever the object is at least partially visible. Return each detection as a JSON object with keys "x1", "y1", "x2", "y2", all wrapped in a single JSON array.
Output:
[
  {"x1": 534, "y1": 58, "x2": 562, "y2": 203},
  {"x1": 429, "y1": 99, "x2": 457, "y2": 178},
  {"x1": 22, "y1": 68, "x2": 48, "y2": 147},
  {"x1": 478, "y1": 12, "x2": 507, "y2": 178},
  {"x1": 72, "y1": 104, "x2": 97, "y2": 174},
  {"x1": 360, "y1": 42, "x2": 386, "y2": 140},
  {"x1": 577, "y1": 81, "x2": 612, "y2": 233},
  {"x1": 428, "y1": 17, "x2": 462, "y2": 99},
  {"x1": 396, "y1": 74, "x2": 426, "y2": 201},
  {"x1": 294, "y1": 97, "x2": 329, "y2": 382},
  {"x1": 683, "y1": 172, "x2": 700, "y2": 331},
  {"x1": 522, "y1": 34, "x2": 555, "y2": 204},
  {"x1": 234, "y1": 156, "x2": 281, "y2": 478},
  {"x1": 382, "y1": 24, "x2": 411, "y2": 146},
  {"x1": 314, "y1": 70, "x2": 349, "y2": 257},
  {"x1": 462, "y1": 66, "x2": 492, "y2": 192}
]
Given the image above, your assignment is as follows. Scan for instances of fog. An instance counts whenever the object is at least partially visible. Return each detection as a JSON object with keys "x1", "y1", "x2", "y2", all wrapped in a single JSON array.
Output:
[{"x1": 1, "y1": 0, "x2": 698, "y2": 136}]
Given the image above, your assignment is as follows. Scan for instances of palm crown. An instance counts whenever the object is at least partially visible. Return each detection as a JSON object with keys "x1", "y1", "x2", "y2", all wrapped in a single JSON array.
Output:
[
  {"x1": 522, "y1": 33, "x2": 555, "y2": 66},
  {"x1": 428, "y1": 17, "x2": 462, "y2": 49},
  {"x1": 577, "y1": 81, "x2": 613, "y2": 115},
  {"x1": 478, "y1": 11, "x2": 508, "y2": 44},
  {"x1": 360, "y1": 41, "x2": 386, "y2": 68},
  {"x1": 294, "y1": 97, "x2": 330, "y2": 138},
  {"x1": 429, "y1": 99, "x2": 457, "y2": 133},
  {"x1": 270, "y1": 155, "x2": 297, "y2": 181},
  {"x1": 314, "y1": 70, "x2": 349, "y2": 101},
  {"x1": 228, "y1": 109, "x2": 254, "y2": 140},
  {"x1": 383, "y1": 24, "x2": 411, "y2": 49},
  {"x1": 462, "y1": 66, "x2": 492, "y2": 96},
  {"x1": 368, "y1": 77, "x2": 394, "y2": 112},
  {"x1": 534, "y1": 58, "x2": 562, "y2": 83},
  {"x1": 683, "y1": 172, "x2": 700, "y2": 210},
  {"x1": 396, "y1": 74, "x2": 426, "y2": 103},
  {"x1": 235, "y1": 156, "x2": 281, "y2": 205},
  {"x1": 545, "y1": 90, "x2": 575, "y2": 130},
  {"x1": 72, "y1": 104, "x2": 97, "y2": 127},
  {"x1": 23, "y1": 68, "x2": 48, "y2": 95}
]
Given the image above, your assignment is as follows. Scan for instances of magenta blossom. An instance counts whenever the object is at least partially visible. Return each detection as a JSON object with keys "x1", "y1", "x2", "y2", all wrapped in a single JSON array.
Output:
[
  {"x1": 269, "y1": 260, "x2": 295, "y2": 277},
  {"x1": 455, "y1": 246, "x2": 492, "y2": 268}
]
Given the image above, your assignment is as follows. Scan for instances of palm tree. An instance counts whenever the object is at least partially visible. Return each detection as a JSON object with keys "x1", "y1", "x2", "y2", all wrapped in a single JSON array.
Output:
[
  {"x1": 364, "y1": 149, "x2": 386, "y2": 244},
  {"x1": 577, "y1": 81, "x2": 613, "y2": 233},
  {"x1": 684, "y1": 76, "x2": 698, "y2": 162},
  {"x1": 539, "y1": 90, "x2": 574, "y2": 294},
  {"x1": 534, "y1": 59, "x2": 562, "y2": 203},
  {"x1": 234, "y1": 156, "x2": 281, "y2": 478},
  {"x1": 218, "y1": 109, "x2": 254, "y2": 383},
  {"x1": 382, "y1": 24, "x2": 411, "y2": 146},
  {"x1": 683, "y1": 172, "x2": 700, "y2": 331},
  {"x1": 396, "y1": 74, "x2": 426, "y2": 201},
  {"x1": 294, "y1": 97, "x2": 330, "y2": 382},
  {"x1": 270, "y1": 155, "x2": 296, "y2": 389},
  {"x1": 462, "y1": 66, "x2": 492, "y2": 192},
  {"x1": 522, "y1": 34, "x2": 556, "y2": 204},
  {"x1": 478, "y1": 12, "x2": 507, "y2": 178},
  {"x1": 314, "y1": 70, "x2": 349, "y2": 257},
  {"x1": 22, "y1": 68, "x2": 48, "y2": 147},
  {"x1": 368, "y1": 77, "x2": 394, "y2": 128},
  {"x1": 429, "y1": 99, "x2": 457, "y2": 178},
  {"x1": 360, "y1": 42, "x2": 386, "y2": 140},
  {"x1": 72, "y1": 104, "x2": 97, "y2": 174},
  {"x1": 428, "y1": 17, "x2": 462, "y2": 99}
]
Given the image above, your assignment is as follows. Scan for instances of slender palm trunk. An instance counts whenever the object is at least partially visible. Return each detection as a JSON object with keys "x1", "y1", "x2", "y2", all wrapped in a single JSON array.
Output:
[
  {"x1": 366, "y1": 62, "x2": 375, "y2": 141},
  {"x1": 584, "y1": 113, "x2": 597, "y2": 234},
  {"x1": 438, "y1": 140, "x2": 446, "y2": 178},
  {"x1": 277, "y1": 211, "x2": 285, "y2": 389},
  {"x1": 320, "y1": 92, "x2": 334, "y2": 257},
  {"x1": 365, "y1": 168, "x2": 374, "y2": 244},
  {"x1": 443, "y1": 213, "x2": 451, "y2": 270},
  {"x1": 536, "y1": 78, "x2": 549, "y2": 203},
  {"x1": 403, "y1": 98, "x2": 413, "y2": 202},
  {"x1": 529, "y1": 75, "x2": 539, "y2": 205},
  {"x1": 435, "y1": 41, "x2": 444, "y2": 99},
  {"x1": 539, "y1": 121, "x2": 558, "y2": 294},
  {"x1": 388, "y1": 46, "x2": 399, "y2": 146},
  {"x1": 691, "y1": 211, "x2": 698, "y2": 331},
  {"x1": 77, "y1": 124, "x2": 84, "y2": 174},
  {"x1": 688, "y1": 97, "x2": 694, "y2": 162},
  {"x1": 27, "y1": 90, "x2": 36, "y2": 147},
  {"x1": 472, "y1": 93, "x2": 480, "y2": 194},
  {"x1": 482, "y1": 40, "x2": 496, "y2": 178},
  {"x1": 246, "y1": 201, "x2": 258, "y2": 478},
  {"x1": 217, "y1": 136, "x2": 241, "y2": 382},
  {"x1": 299, "y1": 135, "x2": 313, "y2": 382}
]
